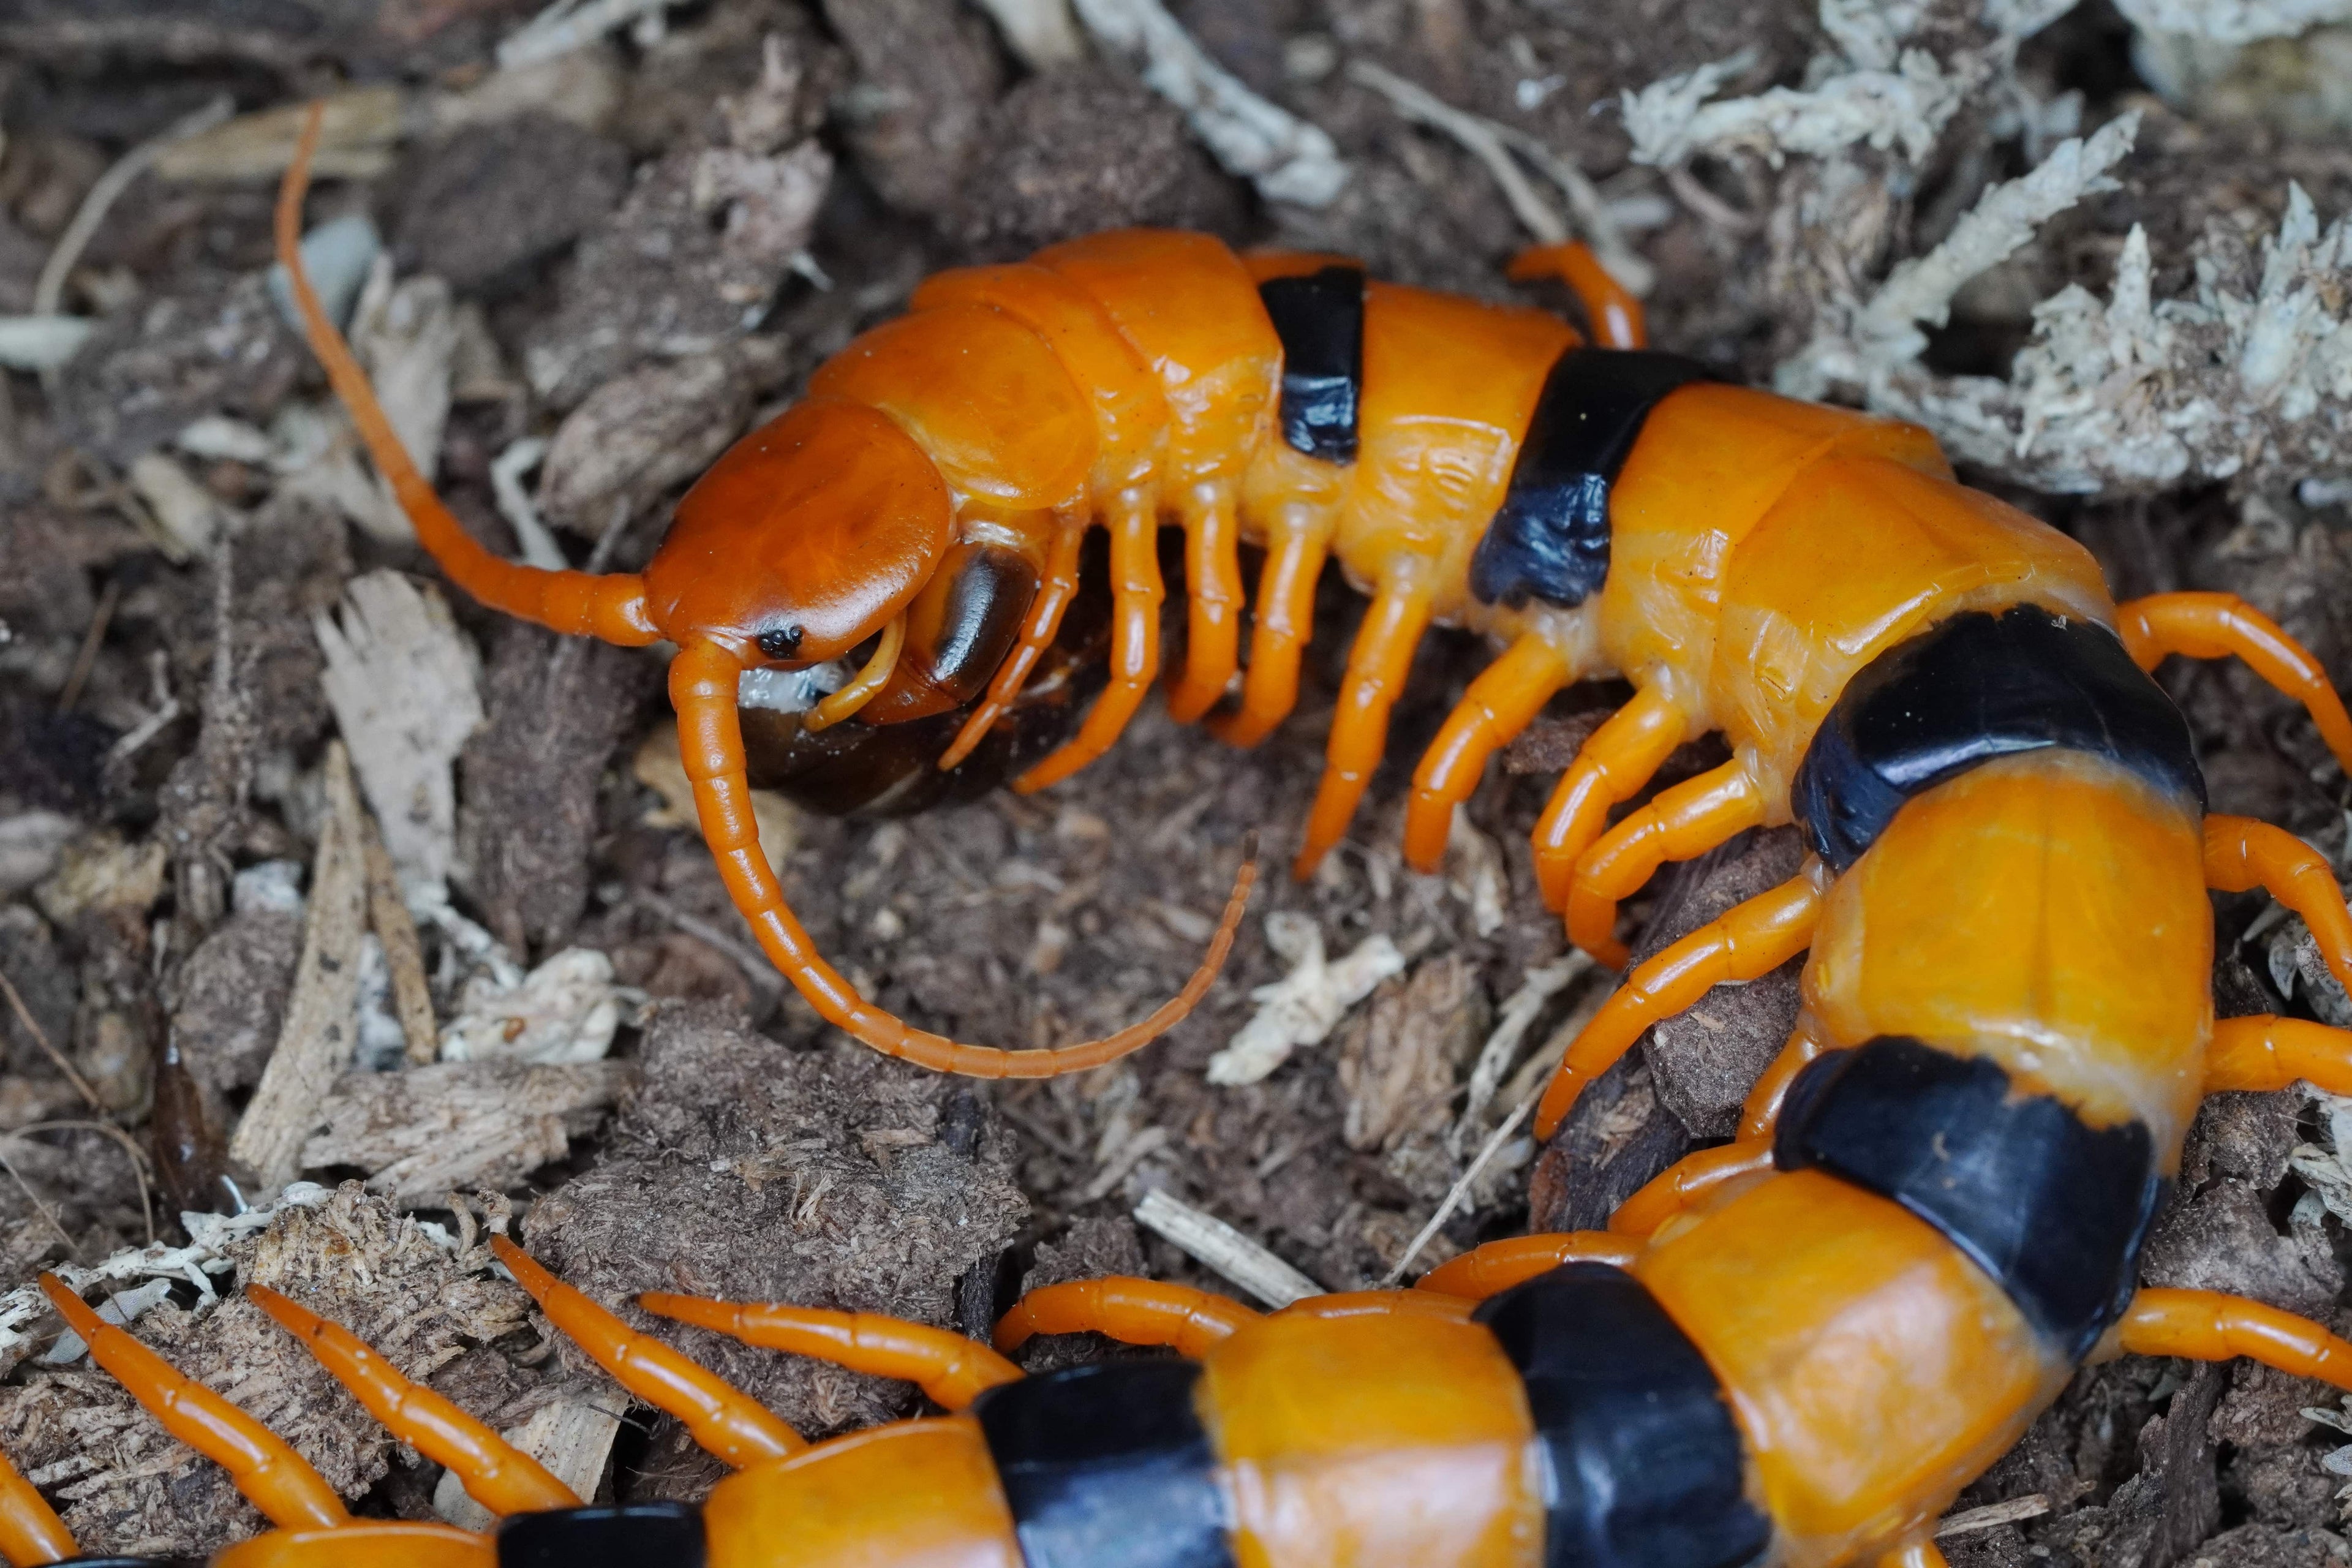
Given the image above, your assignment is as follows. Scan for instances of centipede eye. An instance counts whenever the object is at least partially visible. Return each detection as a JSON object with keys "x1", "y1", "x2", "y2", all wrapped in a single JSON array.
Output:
[{"x1": 758, "y1": 625, "x2": 805, "y2": 662}]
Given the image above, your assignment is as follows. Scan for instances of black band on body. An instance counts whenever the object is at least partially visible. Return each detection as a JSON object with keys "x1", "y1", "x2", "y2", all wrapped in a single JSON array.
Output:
[
  {"x1": 1469, "y1": 348, "x2": 1716, "y2": 610},
  {"x1": 1773, "y1": 1036, "x2": 2166, "y2": 1361},
  {"x1": 1791, "y1": 604, "x2": 2204, "y2": 872},
  {"x1": 974, "y1": 1360, "x2": 1235, "y2": 1568},
  {"x1": 1476, "y1": 1262, "x2": 1770, "y2": 1568},
  {"x1": 1259, "y1": 265, "x2": 1365, "y2": 464},
  {"x1": 497, "y1": 1502, "x2": 707, "y2": 1568}
]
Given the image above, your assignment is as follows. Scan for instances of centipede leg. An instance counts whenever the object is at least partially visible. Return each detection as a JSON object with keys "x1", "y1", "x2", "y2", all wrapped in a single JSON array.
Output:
[
  {"x1": 1876, "y1": 1542, "x2": 1949, "y2": 1568},
  {"x1": 1536, "y1": 869, "x2": 1822, "y2": 1139},
  {"x1": 640, "y1": 1295, "x2": 1020, "y2": 1412},
  {"x1": 1564, "y1": 759, "x2": 1769, "y2": 968},
  {"x1": 0, "y1": 1447, "x2": 76, "y2": 1567},
  {"x1": 2117, "y1": 1288, "x2": 2352, "y2": 1392},
  {"x1": 1412, "y1": 1233, "x2": 1640, "y2": 1301},
  {"x1": 1736, "y1": 1015, "x2": 1839, "y2": 1140},
  {"x1": 1506, "y1": 242, "x2": 1647, "y2": 350},
  {"x1": 993, "y1": 1277, "x2": 1259, "y2": 1357},
  {"x1": 2116, "y1": 592, "x2": 2352, "y2": 778},
  {"x1": 490, "y1": 1237, "x2": 803, "y2": 1468},
  {"x1": 1607, "y1": 1140, "x2": 1776, "y2": 1237},
  {"x1": 2205, "y1": 1014, "x2": 2352, "y2": 1096},
  {"x1": 1205, "y1": 505, "x2": 1332, "y2": 748},
  {"x1": 1274, "y1": 1291, "x2": 1473, "y2": 1323},
  {"x1": 2203, "y1": 815, "x2": 2352, "y2": 997},
  {"x1": 247, "y1": 1286, "x2": 578, "y2": 1518},
  {"x1": 1531, "y1": 686, "x2": 1689, "y2": 912},
  {"x1": 1165, "y1": 485, "x2": 1247, "y2": 724},
  {"x1": 1401, "y1": 634, "x2": 1578, "y2": 873},
  {"x1": 1017, "y1": 493, "x2": 1164, "y2": 792},
  {"x1": 938, "y1": 508, "x2": 1089, "y2": 772},
  {"x1": 37, "y1": 1276, "x2": 349, "y2": 1532},
  {"x1": 1294, "y1": 568, "x2": 1438, "y2": 879}
]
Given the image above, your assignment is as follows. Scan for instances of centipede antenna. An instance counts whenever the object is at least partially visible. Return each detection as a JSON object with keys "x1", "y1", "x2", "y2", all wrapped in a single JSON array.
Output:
[
  {"x1": 640, "y1": 1295, "x2": 1021, "y2": 1412},
  {"x1": 37, "y1": 1275, "x2": 349, "y2": 1532},
  {"x1": 489, "y1": 1237, "x2": 804, "y2": 1468},
  {"x1": 247, "y1": 1286, "x2": 579, "y2": 1518},
  {"x1": 672, "y1": 636, "x2": 1257, "y2": 1079},
  {"x1": 0, "y1": 1446, "x2": 76, "y2": 1567},
  {"x1": 274, "y1": 104, "x2": 658, "y2": 650}
]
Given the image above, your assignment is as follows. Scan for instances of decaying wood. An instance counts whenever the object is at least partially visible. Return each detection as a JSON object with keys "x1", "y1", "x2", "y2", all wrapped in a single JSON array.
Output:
[
  {"x1": 356, "y1": 810, "x2": 435, "y2": 1066},
  {"x1": 300, "y1": 1060, "x2": 631, "y2": 1200},
  {"x1": 1133, "y1": 1188, "x2": 1318, "y2": 1307},
  {"x1": 434, "y1": 1393, "x2": 624, "y2": 1530},
  {"x1": 230, "y1": 743, "x2": 367, "y2": 1187}
]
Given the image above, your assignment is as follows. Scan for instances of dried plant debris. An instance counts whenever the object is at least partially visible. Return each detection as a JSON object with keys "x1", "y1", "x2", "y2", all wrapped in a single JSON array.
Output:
[
  {"x1": 301, "y1": 1059, "x2": 632, "y2": 1200},
  {"x1": 523, "y1": 1004, "x2": 1027, "y2": 1440},
  {"x1": 1204, "y1": 911, "x2": 1405, "y2": 1087}
]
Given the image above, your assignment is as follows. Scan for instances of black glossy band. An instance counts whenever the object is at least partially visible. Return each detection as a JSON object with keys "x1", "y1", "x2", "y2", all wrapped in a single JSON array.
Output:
[
  {"x1": 1774, "y1": 1036, "x2": 2165, "y2": 1360},
  {"x1": 975, "y1": 1360, "x2": 1235, "y2": 1568},
  {"x1": 497, "y1": 1502, "x2": 708, "y2": 1568},
  {"x1": 1469, "y1": 348, "x2": 1716, "y2": 609},
  {"x1": 1259, "y1": 265, "x2": 1364, "y2": 464},
  {"x1": 1476, "y1": 1262, "x2": 1771, "y2": 1568},
  {"x1": 1791, "y1": 604, "x2": 2204, "y2": 872}
]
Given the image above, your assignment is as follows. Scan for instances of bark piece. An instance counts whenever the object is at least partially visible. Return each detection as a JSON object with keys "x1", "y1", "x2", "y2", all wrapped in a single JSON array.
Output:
[{"x1": 300, "y1": 1060, "x2": 632, "y2": 1201}]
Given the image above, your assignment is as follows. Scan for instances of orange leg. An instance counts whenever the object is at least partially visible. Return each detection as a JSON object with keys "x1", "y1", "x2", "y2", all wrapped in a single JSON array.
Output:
[
  {"x1": 1532, "y1": 686, "x2": 1689, "y2": 912},
  {"x1": 0, "y1": 1448, "x2": 75, "y2": 1567},
  {"x1": 1537, "y1": 869, "x2": 1821, "y2": 1140},
  {"x1": 671, "y1": 640, "x2": 1256, "y2": 1076},
  {"x1": 1564, "y1": 759, "x2": 1768, "y2": 968},
  {"x1": 2203, "y1": 814, "x2": 2352, "y2": 998},
  {"x1": 641, "y1": 1295, "x2": 1020, "y2": 1412},
  {"x1": 2205, "y1": 1014, "x2": 2352, "y2": 1096},
  {"x1": 1401, "y1": 634, "x2": 1579, "y2": 873},
  {"x1": 278, "y1": 106, "x2": 655, "y2": 649},
  {"x1": 1017, "y1": 493, "x2": 1164, "y2": 792},
  {"x1": 2117, "y1": 592, "x2": 2352, "y2": 779},
  {"x1": 1275, "y1": 1291, "x2": 1473, "y2": 1323},
  {"x1": 37, "y1": 1275, "x2": 349, "y2": 1532},
  {"x1": 1506, "y1": 242, "x2": 1647, "y2": 350},
  {"x1": 489, "y1": 1236, "x2": 802, "y2": 1468},
  {"x1": 1204, "y1": 506, "x2": 1333, "y2": 748},
  {"x1": 1737, "y1": 1016, "x2": 1838, "y2": 1140},
  {"x1": 1412, "y1": 1233, "x2": 1641, "y2": 1301},
  {"x1": 247, "y1": 1286, "x2": 577, "y2": 1518},
  {"x1": 993, "y1": 1278, "x2": 1259, "y2": 1358},
  {"x1": 938, "y1": 510, "x2": 1089, "y2": 772},
  {"x1": 2117, "y1": 1288, "x2": 2352, "y2": 1392},
  {"x1": 1607, "y1": 1140, "x2": 1776, "y2": 1237},
  {"x1": 1877, "y1": 1543, "x2": 1949, "y2": 1568},
  {"x1": 1164, "y1": 485, "x2": 1247, "y2": 724},
  {"x1": 1292, "y1": 569, "x2": 1438, "y2": 879},
  {"x1": 212, "y1": 1521, "x2": 491, "y2": 1568}
]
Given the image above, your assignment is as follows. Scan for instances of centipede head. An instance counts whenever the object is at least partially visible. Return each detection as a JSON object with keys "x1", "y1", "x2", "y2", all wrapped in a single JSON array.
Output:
[{"x1": 643, "y1": 397, "x2": 953, "y2": 668}]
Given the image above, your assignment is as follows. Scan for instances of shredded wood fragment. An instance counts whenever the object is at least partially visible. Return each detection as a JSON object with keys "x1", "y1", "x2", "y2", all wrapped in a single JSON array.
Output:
[
  {"x1": 314, "y1": 571, "x2": 486, "y2": 898},
  {"x1": 230, "y1": 745, "x2": 368, "y2": 1188},
  {"x1": 342, "y1": 260, "x2": 459, "y2": 543},
  {"x1": 153, "y1": 90, "x2": 404, "y2": 183},
  {"x1": 1456, "y1": 953, "x2": 1593, "y2": 1145},
  {"x1": 434, "y1": 1395, "x2": 624, "y2": 1529},
  {"x1": 1070, "y1": 0, "x2": 1348, "y2": 207},
  {"x1": 124, "y1": 451, "x2": 228, "y2": 559},
  {"x1": 1134, "y1": 1188, "x2": 1319, "y2": 1306},
  {"x1": 356, "y1": 813, "x2": 437, "y2": 1066},
  {"x1": 1937, "y1": 1493, "x2": 2053, "y2": 1537},
  {"x1": 969, "y1": 0, "x2": 1085, "y2": 67},
  {"x1": 1204, "y1": 911, "x2": 1406, "y2": 1086},
  {"x1": 2115, "y1": 0, "x2": 2352, "y2": 41},
  {"x1": 301, "y1": 1060, "x2": 631, "y2": 1200},
  {"x1": 439, "y1": 949, "x2": 628, "y2": 1065}
]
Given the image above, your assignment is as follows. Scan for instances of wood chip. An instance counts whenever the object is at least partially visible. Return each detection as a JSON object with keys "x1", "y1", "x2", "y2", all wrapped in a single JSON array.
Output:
[
  {"x1": 357, "y1": 810, "x2": 437, "y2": 1066},
  {"x1": 1134, "y1": 1188, "x2": 1319, "y2": 1307},
  {"x1": 300, "y1": 1060, "x2": 631, "y2": 1201},
  {"x1": 1937, "y1": 1493, "x2": 2051, "y2": 1537},
  {"x1": 230, "y1": 743, "x2": 368, "y2": 1188},
  {"x1": 435, "y1": 1395, "x2": 624, "y2": 1531}
]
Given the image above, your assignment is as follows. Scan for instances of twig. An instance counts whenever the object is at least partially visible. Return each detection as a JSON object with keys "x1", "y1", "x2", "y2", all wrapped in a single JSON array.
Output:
[
  {"x1": 34, "y1": 97, "x2": 234, "y2": 320},
  {"x1": 1936, "y1": 1494, "x2": 2051, "y2": 1538},
  {"x1": 1133, "y1": 1188, "x2": 1319, "y2": 1307},
  {"x1": 488, "y1": 437, "x2": 568, "y2": 572},
  {"x1": 358, "y1": 809, "x2": 438, "y2": 1066},
  {"x1": 104, "y1": 650, "x2": 181, "y2": 765},
  {"x1": 497, "y1": 0, "x2": 677, "y2": 69},
  {"x1": 0, "y1": 966, "x2": 104, "y2": 1112},
  {"x1": 0, "y1": 1142, "x2": 76, "y2": 1259},
  {"x1": 1381, "y1": 1085, "x2": 1535, "y2": 1287},
  {"x1": 1665, "y1": 162, "x2": 1763, "y2": 235},
  {"x1": 56, "y1": 578, "x2": 119, "y2": 714},
  {"x1": 15, "y1": 1122, "x2": 154, "y2": 1246}
]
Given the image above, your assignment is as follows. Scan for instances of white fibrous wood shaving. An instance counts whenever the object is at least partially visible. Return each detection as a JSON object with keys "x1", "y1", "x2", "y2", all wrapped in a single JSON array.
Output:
[
  {"x1": 1069, "y1": 0, "x2": 1348, "y2": 206},
  {"x1": 125, "y1": 451, "x2": 231, "y2": 559},
  {"x1": 2116, "y1": 0, "x2": 2352, "y2": 42},
  {"x1": 1784, "y1": 151, "x2": 2352, "y2": 493},
  {"x1": 1133, "y1": 1189, "x2": 1320, "y2": 1306},
  {"x1": 1625, "y1": 44, "x2": 1981, "y2": 168},
  {"x1": 315, "y1": 571, "x2": 486, "y2": 898},
  {"x1": 1444, "y1": 807, "x2": 1508, "y2": 939},
  {"x1": 1455, "y1": 953, "x2": 1593, "y2": 1143},
  {"x1": 0, "y1": 1184, "x2": 336, "y2": 1359},
  {"x1": 1204, "y1": 911, "x2": 1407, "y2": 1087},
  {"x1": 301, "y1": 1060, "x2": 632, "y2": 1200},
  {"x1": 439, "y1": 948, "x2": 630, "y2": 1065}
]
